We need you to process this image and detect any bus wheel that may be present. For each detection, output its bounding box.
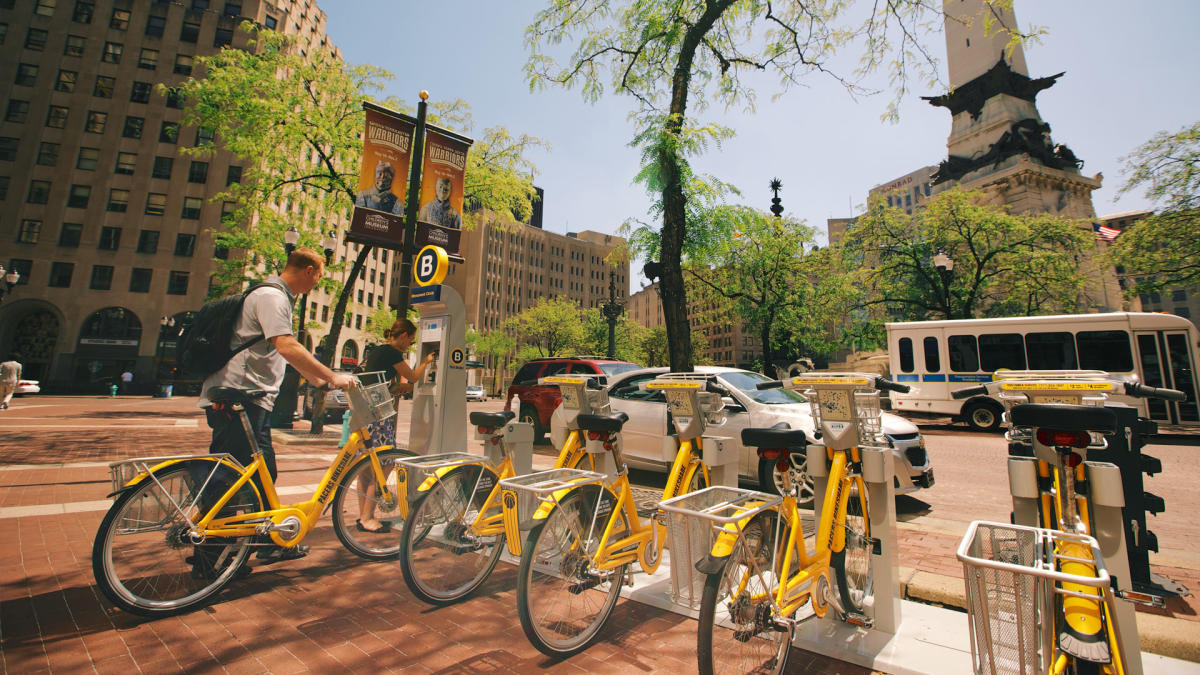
[964,400,1003,432]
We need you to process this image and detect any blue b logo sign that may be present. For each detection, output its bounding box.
[414,245,449,286]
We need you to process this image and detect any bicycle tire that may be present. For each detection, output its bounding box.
[93,464,256,617]
[698,511,790,675]
[517,484,627,658]
[832,478,873,616]
[399,463,505,605]
[331,448,413,561]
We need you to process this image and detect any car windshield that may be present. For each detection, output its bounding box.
[721,370,807,405]
[599,362,641,378]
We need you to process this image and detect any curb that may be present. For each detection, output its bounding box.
[900,567,1200,663]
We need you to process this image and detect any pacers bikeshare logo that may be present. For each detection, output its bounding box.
[449,347,466,370]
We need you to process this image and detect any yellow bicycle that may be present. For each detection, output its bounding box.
[93,373,406,616]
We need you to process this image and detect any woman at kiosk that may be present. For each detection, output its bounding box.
[357,318,435,533]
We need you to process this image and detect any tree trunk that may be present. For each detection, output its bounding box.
[759,320,773,377]
[309,245,372,433]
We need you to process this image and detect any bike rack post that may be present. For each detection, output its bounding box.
[860,445,900,634]
[1087,460,1144,675]
[1008,456,1041,527]
[501,421,534,476]
[700,435,738,487]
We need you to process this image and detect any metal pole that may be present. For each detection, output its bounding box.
[396,92,429,319]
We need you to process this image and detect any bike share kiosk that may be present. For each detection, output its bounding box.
[645,375,738,488]
[408,245,466,459]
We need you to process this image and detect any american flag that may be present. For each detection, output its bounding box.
[1092,222,1120,242]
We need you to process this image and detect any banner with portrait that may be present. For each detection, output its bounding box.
[416,128,472,234]
[348,105,415,249]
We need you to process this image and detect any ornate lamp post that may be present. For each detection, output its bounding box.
[602,270,624,359]
[933,251,955,319]
[0,265,20,303]
[769,177,784,218]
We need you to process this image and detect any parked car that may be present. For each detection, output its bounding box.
[15,379,40,395]
[605,366,935,505]
[466,385,487,402]
[302,372,353,422]
[505,356,641,440]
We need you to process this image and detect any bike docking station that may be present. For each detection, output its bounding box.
[407,245,467,464]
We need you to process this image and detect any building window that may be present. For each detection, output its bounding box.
[17,219,41,243]
[144,192,166,215]
[159,121,179,144]
[64,34,85,56]
[36,142,59,166]
[54,69,77,92]
[213,243,229,259]
[49,262,74,288]
[1174,307,1191,319]
[89,265,113,290]
[220,201,236,222]
[165,88,184,109]
[181,197,202,219]
[25,27,48,50]
[152,156,173,179]
[137,47,158,69]
[194,127,214,147]
[101,41,122,63]
[0,137,16,161]
[114,152,137,175]
[129,81,151,103]
[0,177,9,200]
[264,15,277,30]
[93,75,115,98]
[174,233,196,257]
[45,105,68,128]
[136,229,159,253]
[6,100,30,123]
[67,184,91,208]
[226,165,242,185]
[1172,289,1188,302]
[34,0,57,18]
[180,18,200,43]
[58,223,82,247]
[16,63,39,86]
[85,110,107,134]
[192,0,209,10]
[26,180,50,204]
[71,0,92,23]
[174,54,193,75]
[145,15,165,37]
[129,267,152,292]
[107,188,129,212]
[213,27,233,47]
[76,146,99,170]
[188,161,208,183]
[223,2,242,18]
[167,271,189,295]
[122,116,144,138]
[98,226,121,250]
[109,7,130,30]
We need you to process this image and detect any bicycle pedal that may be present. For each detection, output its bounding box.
[843,611,873,628]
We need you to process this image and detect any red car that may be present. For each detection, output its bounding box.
[505,356,640,441]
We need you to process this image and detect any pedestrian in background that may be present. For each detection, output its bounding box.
[0,355,21,410]
[120,369,133,395]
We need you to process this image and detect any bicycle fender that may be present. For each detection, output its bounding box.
[531,487,574,521]
[417,462,485,493]
[105,456,244,498]
[696,552,730,575]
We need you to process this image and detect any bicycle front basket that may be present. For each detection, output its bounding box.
[349,370,396,433]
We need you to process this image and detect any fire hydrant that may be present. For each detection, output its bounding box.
[109,384,119,397]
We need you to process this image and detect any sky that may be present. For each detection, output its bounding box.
[325,1,1199,265]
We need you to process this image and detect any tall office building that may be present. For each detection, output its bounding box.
[626,282,765,369]
[0,0,387,390]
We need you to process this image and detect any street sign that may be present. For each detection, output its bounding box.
[413,244,449,286]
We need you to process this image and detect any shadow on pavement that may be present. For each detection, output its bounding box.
[896,495,933,521]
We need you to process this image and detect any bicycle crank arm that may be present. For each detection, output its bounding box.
[256,516,302,538]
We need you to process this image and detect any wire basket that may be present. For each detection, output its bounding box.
[498,468,605,531]
[805,388,886,446]
[658,486,782,609]
[349,370,395,435]
[958,521,1043,675]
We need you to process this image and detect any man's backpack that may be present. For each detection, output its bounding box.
[176,281,286,379]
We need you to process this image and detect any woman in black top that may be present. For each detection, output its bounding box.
[357,318,435,533]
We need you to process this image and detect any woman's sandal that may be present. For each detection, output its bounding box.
[355,519,392,534]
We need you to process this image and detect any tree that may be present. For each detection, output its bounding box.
[526,0,989,371]
[1109,121,1200,293]
[502,296,590,358]
[845,188,1093,320]
[636,325,670,367]
[581,308,646,362]
[473,329,517,396]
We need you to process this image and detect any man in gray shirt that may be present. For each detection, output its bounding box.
[198,248,354,568]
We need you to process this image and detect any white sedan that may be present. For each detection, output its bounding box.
[15,379,40,395]
[466,385,487,402]
[606,367,935,505]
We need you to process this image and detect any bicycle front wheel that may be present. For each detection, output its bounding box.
[400,463,505,605]
[93,464,256,616]
[517,484,627,658]
[832,478,873,615]
[698,511,791,675]
[331,448,413,560]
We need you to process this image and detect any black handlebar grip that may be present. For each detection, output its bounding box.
[586,378,604,390]
[873,377,910,394]
[756,380,784,390]
[1125,381,1187,402]
[953,385,988,400]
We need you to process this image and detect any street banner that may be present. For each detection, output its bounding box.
[417,128,472,233]
[348,105,415,249]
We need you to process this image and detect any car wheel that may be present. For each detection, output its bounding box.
[758,454,815,507]
[963,400,1003,432]
[519,404,546,443]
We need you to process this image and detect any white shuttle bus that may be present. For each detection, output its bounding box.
[885,312,1200,431]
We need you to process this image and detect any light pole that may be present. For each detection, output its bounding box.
[602,270,624,359]
[0,265,20,303]
[933,251,954,319]
[769,177,784,218]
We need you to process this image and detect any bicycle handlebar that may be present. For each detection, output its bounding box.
[953,385,989,399]
[1124,381,1187,402]
[873,376,910,394]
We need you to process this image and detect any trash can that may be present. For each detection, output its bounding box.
[156,384,173,398]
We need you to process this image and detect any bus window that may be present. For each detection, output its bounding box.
[948,335,979,372]
[1077,331,1134,372]
[1026,332,1077,370]
[979,333,1027,371]
[898,337,914,373]
[923,336,941,372]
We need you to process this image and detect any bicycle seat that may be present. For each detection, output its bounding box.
[208,387,268,405]
[741,422,807,449]
[1011,403,1118,434]
[469,410,516,428]
[577,412,629,434]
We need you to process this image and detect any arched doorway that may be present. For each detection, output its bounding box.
[156,311,196,381]
[340,340,359,370]
[76,307,142,390]
[4,307,61,381]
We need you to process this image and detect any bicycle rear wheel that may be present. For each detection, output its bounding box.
[331,448,412,560]
[400,463,505,605]
[517,484,627,657]
[698,511,791,675]
[832,478,873,615]
[93,464,257,616]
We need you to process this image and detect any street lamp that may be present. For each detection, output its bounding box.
[933,252,954,319]
[769,177,784,218]
[283,226,300,255]
[602,270,624,359]
[0,265,20,303]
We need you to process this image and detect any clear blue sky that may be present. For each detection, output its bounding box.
[326,1,1198,263]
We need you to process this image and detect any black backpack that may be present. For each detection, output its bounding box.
[176,281,286,378]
